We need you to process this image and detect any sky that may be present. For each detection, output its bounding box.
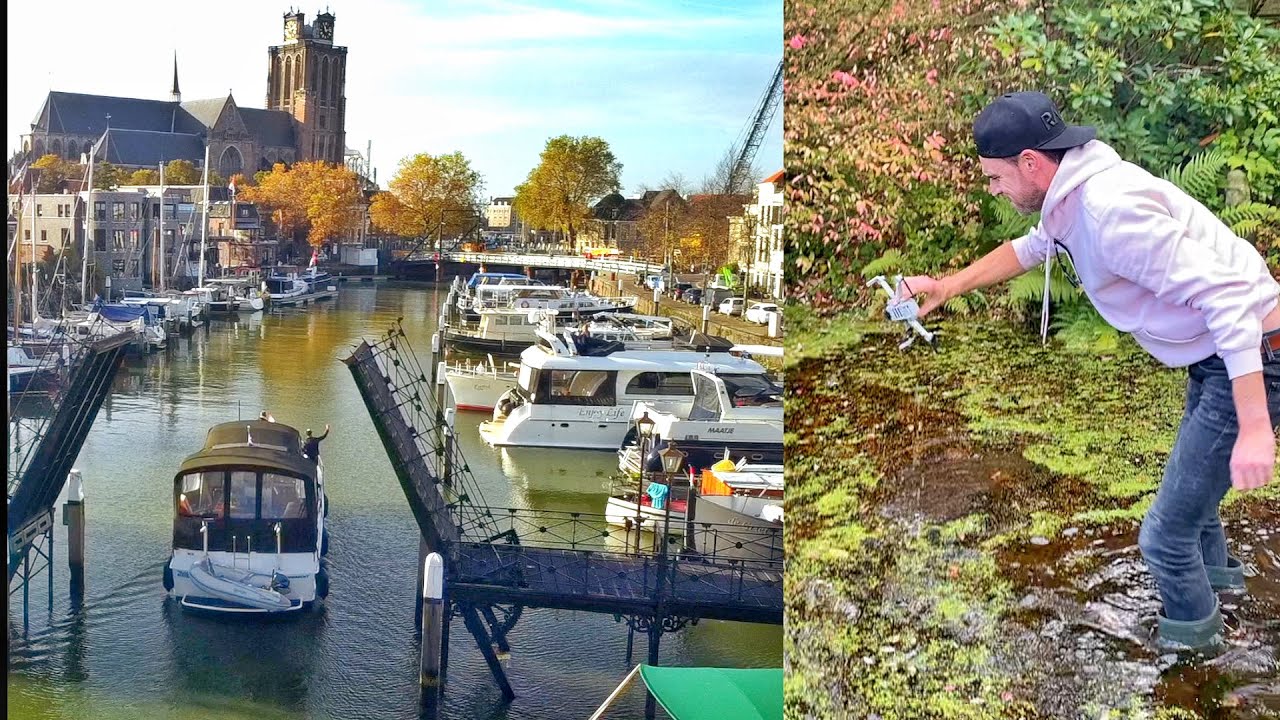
[7,0,782,198]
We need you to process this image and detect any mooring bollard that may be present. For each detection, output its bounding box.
[430,333,441,385]
[63,469,86,606]
[421,552,445,689]
[442,409,455,486]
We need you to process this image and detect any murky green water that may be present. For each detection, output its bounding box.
[7,282,781,719]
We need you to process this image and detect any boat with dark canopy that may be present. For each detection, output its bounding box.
[164,419,329,613]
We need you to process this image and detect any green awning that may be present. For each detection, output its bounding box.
[639,665,782,720]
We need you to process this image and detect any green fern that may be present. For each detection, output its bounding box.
[860,249,905,278]
[943,290,989,317]
[1162,149,1227,204]
[1051,303,1119,355]
[1219,202,1280,237]
[1000,263,1081,309]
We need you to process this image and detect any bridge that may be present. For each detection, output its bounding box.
[397,250,666,278]
[8,327,136,626]
[344,320,782,703]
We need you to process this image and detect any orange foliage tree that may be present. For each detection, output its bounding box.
[368,151,484,241]
[241,162,364,248]
[785,0,1027,309]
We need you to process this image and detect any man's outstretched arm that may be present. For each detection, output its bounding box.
[902,241,1027,316]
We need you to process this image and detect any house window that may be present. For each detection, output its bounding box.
[164,229,175,250]
[94,201,106,220]
[24,230,30,242]
[40,229,48,244]
[130,202,141,220]
[151,203,160,218]
[113,230,126,249]
[130,229,140,248]
[112,258,125,277]
[129,259,140,277]
[94,229,106,251]
[35,204,43,217]
[112,202,125,220]
[56,204,64,218]
[60,228,71,245]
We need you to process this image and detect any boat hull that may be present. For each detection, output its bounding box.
[446,370,516,412]
[605,496,686,534]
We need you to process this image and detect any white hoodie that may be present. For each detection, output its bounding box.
[1011,140,1280,379]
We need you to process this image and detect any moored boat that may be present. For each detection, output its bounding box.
[164,418,330,613]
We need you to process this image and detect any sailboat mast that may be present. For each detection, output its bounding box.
[199,145,209,286]
[83,141,95,305]
[14,183,24,340]
[158,161,166,292]
[30,184,38,323]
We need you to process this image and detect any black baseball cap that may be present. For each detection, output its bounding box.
[973,91,1095,158]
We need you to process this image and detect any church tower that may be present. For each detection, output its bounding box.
[266,9,347,165]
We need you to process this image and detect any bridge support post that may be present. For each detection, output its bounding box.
[63,469,86,608]
[644,617,662,720]
[480,605,511,657]
[420,553,445,699]
[462,604,515,700]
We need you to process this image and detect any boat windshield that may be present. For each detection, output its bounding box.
[722,374,782,407]
[178,472,225,518]
[262,473,308,519]
[689,374,723,421]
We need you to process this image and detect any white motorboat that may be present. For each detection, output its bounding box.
[460,283,636,320]
[616,369,783,474]
[165,419,329,613]
[479,330,771,450]
[690,461,784,563]
[445,355,519,412]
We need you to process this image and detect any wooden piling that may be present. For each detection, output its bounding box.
[420,552,445,689]
[63,469,85,606]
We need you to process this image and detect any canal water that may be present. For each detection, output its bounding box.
[6,281,781,719]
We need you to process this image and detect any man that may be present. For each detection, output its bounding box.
[901,91,1280,651]
[303,424,331,463]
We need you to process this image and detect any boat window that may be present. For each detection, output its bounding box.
[625,372,695,396]
[689,374,724,421]
[229,471,258,519]
[178,472,225,518]
[544,369,615,405]
[518,366,537,394]
[262,473,307,519]
[722,374,783,407]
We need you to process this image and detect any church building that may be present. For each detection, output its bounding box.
[16,9,348,180]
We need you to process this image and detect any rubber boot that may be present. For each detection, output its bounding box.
[1205,555,1245,591]
[1157,601,1223,652]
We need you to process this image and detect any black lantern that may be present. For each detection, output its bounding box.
[658,442,686,476]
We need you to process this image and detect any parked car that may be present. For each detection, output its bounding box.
[745,302,780,324]
[683,288,703,305]
[718,297,745,316]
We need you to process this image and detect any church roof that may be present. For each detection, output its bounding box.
[239,107,294,148]
[95,128,205,167]
[33,91,182,136]
[178,97,229,131]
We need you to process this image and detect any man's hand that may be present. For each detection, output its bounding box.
[899,275,952,317]
[1230,428,1276,491]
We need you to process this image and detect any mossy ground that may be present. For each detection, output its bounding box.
[784,307,1279,719]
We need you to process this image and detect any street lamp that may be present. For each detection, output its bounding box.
[634,411,655,552]
[656,442,686,559]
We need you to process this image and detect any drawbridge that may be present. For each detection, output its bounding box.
[344,320,782,700]
[8,326,136,624]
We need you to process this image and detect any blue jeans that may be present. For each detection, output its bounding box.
[1137,353,1280,622]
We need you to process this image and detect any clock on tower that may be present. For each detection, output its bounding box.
[284,18,299,41]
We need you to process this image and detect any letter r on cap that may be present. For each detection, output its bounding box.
[1041,112,1058,130]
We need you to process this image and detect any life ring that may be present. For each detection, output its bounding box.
[519,300,531,309]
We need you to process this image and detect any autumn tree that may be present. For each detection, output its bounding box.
[163,159,201,185]
[92,161,126,189]
[514,135,622,252]
[680,193,751,269]
[31,154,79,192]
[126,168,160,185]
[241,161,364,247]
[369,152,484,242]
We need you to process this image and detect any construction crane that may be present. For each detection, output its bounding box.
[724,59,783,195]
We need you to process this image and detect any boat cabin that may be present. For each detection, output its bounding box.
[172,420,320,555]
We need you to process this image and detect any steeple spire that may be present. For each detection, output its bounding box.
[170,52,181,102]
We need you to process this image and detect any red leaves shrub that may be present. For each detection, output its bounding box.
[785,0,1030,311]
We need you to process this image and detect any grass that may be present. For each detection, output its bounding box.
[783,305,1280,719]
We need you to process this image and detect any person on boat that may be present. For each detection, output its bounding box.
[303,424,331,463]
[899,91,1280,651]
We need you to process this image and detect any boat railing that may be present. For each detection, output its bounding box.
[458,506,782,569]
